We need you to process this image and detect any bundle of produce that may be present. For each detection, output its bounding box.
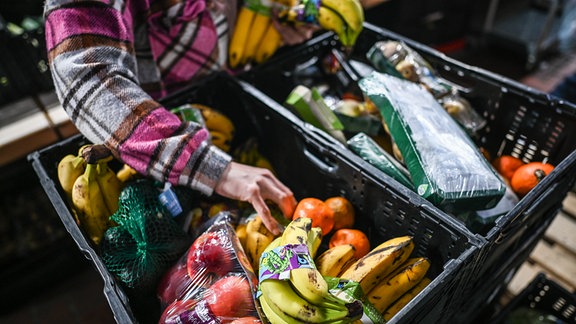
[57,144,123,245]
[157,215,261,323]
[100,179,194,293]
[359,72,506,212]
[256,217,365,323]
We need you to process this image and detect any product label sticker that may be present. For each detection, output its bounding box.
[258,243,313,283]
[159,183,183,217]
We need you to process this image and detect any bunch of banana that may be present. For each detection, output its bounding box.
[258,217,363,323]
[190,103,235,153]
[366,257,431,313]
[339,235,414,294]
[58,144,123,245]
[244,214,277,270]
[315,243,357,277]
[229,4,280,69]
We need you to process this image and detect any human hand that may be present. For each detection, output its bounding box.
[214,162,297,235]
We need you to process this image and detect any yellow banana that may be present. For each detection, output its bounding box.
[95,161,123,215]
[383,277,431,321]
[280,216,312,246]
[236,222,248,249]
[339,235,414,294]
[116,164,139,183]
[307,226,323,259]
[315,243,357,278]
[245,215,276,270]
[317,6,348,47]
[193,104,235,140]
[259,290,302,324]
[229,6,256,69]
[254,22,282,64]
[241,11,271,65]
[366,257,431,313]
[209,130,232,152]
[320,0,364,46]
[57,154,87,197]
[72,163,112,245]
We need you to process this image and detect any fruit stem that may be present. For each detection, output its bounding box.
[534,169,547,182]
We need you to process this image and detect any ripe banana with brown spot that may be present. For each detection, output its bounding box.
[72,163,112,245]
[315,243,357,277]
[366,257,431,313]
[245,215,276,270]
[383,277,432,321]
[339,235,414,294]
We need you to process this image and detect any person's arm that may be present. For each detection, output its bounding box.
[44,0,230,196]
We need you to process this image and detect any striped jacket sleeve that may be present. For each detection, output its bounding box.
[44,0,231,196]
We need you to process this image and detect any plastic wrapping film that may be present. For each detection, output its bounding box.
[358,71,506,211]
[157,214,262,323]
[366,40,487,135]
[347,132,414,189]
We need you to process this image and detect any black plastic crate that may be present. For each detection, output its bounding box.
[451,213,554,322]
[29,73,478,323]
[491,272,576,324]
[240,22,576,304]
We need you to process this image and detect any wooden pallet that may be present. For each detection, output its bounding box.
[501,191,576,304]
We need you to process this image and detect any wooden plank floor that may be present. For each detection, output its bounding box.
[501,190,576,304]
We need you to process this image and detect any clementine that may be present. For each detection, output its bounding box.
[492,155,525,181]
[325,196,355,230]
[292,198,335,235]
[329,229,371,260]
[510,161,555,197]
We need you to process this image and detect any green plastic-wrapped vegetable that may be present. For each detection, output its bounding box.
[359,72,505,211]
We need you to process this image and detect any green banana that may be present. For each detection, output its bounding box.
[259,276,359,323]
[259,290,301,324]
[72,163,112,245]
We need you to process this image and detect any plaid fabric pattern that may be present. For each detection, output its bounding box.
[44,0,235,196]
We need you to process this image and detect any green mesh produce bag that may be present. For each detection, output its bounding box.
[100,179,194,293]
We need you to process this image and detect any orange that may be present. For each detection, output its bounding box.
[292,198,335,235]
[510,161,555,197]
[329,229,371,260]
[325,196,355,230]
[492,155,525,181]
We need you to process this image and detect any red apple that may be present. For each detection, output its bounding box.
[157,262,192,306]
[186,231,235,280]
[204,275,256,319]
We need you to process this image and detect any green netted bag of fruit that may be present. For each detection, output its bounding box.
[100,179,195,293]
